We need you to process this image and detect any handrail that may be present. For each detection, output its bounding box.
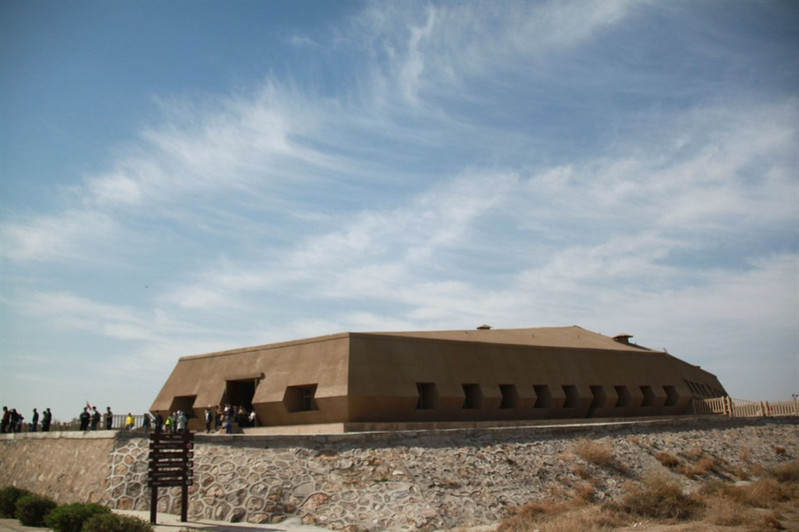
[691,396,799,418]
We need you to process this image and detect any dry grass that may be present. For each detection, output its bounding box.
[496,498,623,532]
[613,470,704,520]
[571,463,590,479]
[703,494,755,526]
[655,451,681,468]
[571,438,613,466]
[770,459,799,483]
[497,457,799,532]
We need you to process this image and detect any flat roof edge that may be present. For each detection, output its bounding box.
[179,332,351,361]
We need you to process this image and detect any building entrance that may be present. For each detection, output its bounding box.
[224,379,257,411]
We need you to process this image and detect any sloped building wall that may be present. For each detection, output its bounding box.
[151,327,727,429]
[346,334,725,423]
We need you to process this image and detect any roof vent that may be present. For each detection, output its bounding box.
[613,334,633,345]
[477,324,492,330]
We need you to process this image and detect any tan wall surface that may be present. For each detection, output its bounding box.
[151,329,727,427]
[0,432,116,504]
[346,335,718,422]
[151,335,351,426]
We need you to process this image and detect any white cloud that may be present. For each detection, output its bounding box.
[2,1,797,413]
[0,210,117,262]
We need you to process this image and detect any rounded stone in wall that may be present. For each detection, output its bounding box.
[117,497,133,510]
[245,496,265,511]
[214,502,232,521]
[267,486,283,501]
[249,513,269,524]
[127,482,142,498]
[230,508,246,522]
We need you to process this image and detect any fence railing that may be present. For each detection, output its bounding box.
[691,396,799,418]
[39,414,151,432]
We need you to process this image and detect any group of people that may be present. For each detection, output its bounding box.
[78,406,147,432]
[158,410,188,434]
[1,406,52,433]
[204,404,256,434]
[3,403,258,435]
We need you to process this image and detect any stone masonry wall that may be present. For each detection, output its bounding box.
[1,417,798,531]
[0,432,115,504]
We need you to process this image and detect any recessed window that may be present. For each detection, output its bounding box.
[462,384,482,409]
[614,385,630,407]
[640,385,656,407]
[499,384,518,409]
[283,384,318,413]
[416,383,437,410]
[169,395,197,418]
[663,385,679,406]
[534,385,551,408]
[562,385,579,408]
[589,385,605,409]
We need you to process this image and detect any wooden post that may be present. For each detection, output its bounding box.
[148,431,194,525]
[150,486,158,524]
[181,483,189,522]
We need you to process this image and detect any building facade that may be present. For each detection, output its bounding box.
[150,325,727,431]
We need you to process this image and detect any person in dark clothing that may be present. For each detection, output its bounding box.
[9,409,20,433]
[154,413,163,434]
[105,407,113,430]
[41,408,52,432]
[1,407,9,433]
[30,408,39,432]
[79,408,90,431]
[90,407,100,430]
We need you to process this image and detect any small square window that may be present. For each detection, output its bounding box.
[533,385,551,408]
[499,384,518,409]
[462,384,482,409]
[283,384,318,412]
[416,383,437,410]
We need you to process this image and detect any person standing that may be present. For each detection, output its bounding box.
[125,413,134,431]
[79,408,90,431]
[1,407,9,433]
[176,411,187,434]
[90,407,100,430]
[41,408,52,432]
[30,408,39,432]
[142,412,151,432]
[224,409,233,434]
[154,413,163,434]
[9,409,20,433]
[204,408,212,433]
[105,407,113,430]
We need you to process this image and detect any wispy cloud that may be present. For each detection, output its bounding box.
[1,1,797,414]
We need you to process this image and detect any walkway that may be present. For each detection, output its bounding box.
[0,509,330,532]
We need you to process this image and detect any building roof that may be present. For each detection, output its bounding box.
[359,325,656,352]
[180,325,656,362]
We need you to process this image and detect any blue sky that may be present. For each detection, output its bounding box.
[1,0,797,421]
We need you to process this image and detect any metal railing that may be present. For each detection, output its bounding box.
[691,396,799,418]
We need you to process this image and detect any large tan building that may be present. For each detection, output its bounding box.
[151,325,727,431]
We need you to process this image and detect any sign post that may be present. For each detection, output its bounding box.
[148,431,194,524]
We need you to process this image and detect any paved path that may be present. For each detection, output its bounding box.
[0,510,330,532]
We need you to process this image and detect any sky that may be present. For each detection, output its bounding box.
[1,0,797,422]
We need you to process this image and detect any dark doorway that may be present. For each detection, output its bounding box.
[225,379,256,411]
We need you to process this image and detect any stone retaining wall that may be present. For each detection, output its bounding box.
[1,417,798,531]
[0,432,115,504]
